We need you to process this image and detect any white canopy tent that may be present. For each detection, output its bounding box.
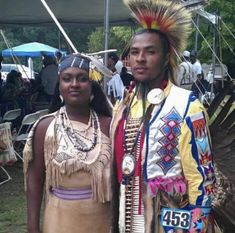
[0,0,133,26]
[0,0,208,53]
[0,0,209,26]
[0,0,134,89]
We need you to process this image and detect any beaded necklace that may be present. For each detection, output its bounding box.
[60,106,101,153]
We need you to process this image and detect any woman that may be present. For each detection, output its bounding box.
[24,54,112,233]
[111,0,215,232]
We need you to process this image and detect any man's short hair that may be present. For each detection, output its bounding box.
[108,52,119,64]
[190,50,197,57]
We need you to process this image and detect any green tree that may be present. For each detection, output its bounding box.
[187,0,235,66]
[0,26,94,70]
[87,26,133,56]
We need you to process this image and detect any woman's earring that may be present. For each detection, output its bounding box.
[90,94,94,102]
[60,95,64,103]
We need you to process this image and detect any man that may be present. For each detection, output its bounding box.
[40,56,58,102]
[111,0,215,232]
[107,52,125,104]
[190,50,202,81]
[177,50,194,89]
[120,66,134,88]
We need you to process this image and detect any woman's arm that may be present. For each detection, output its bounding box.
[26,117,53,233]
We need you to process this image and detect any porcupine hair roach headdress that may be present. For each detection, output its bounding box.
[124,0,192,82]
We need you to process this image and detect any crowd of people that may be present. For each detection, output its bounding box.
[21,0,216,233]
[177,49,219,106]
[0,69,31,116]
[0,55,60,119]
[0,48,213,120]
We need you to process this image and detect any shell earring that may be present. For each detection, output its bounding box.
[60,95,64,103]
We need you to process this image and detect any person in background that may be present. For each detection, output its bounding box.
[120,66,134,88]
[107,52,125,104]
[55,51,63,65]
[1,70,22,112]
[19,77,32,115]
[111,0,215,232]
[40,56,59,102]
[177,50,194,89]
[23,53,113,233]
[190,50,202,81]
[191,71,214,107]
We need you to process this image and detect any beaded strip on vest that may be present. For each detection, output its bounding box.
[124,117,145,233]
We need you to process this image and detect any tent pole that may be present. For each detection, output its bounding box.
[194,14,200,52]
[103,0,110,94]
[58,30,61,50]
[211,13,219,99]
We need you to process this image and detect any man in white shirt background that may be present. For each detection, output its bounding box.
[106,52,125,104]
[190,50,202,81]
[177,50,194,89]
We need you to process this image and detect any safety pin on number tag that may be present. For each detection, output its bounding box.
[161,208,191,230]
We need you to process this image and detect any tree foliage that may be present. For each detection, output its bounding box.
[187,0,235,66]
[0,26,94,70]
[87,26,133,56]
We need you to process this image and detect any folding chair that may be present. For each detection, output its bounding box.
[0,108,22,123]
[36,109,49,118]
[0,122,18,185]
[13,112,40,157]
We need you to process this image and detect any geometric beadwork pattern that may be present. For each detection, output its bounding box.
[157,108,183,174]
[190,112,215,196]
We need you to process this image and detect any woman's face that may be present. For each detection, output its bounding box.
[129,32,169,86]
[59,67,92,107]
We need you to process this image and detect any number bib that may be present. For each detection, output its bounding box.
[161,208,191,230]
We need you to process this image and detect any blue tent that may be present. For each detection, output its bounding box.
[2,42,64,57]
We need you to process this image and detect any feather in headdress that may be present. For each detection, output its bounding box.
[59,53,112,82]
[123,0,192,66]
[81,53,113,80]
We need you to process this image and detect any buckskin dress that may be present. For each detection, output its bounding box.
[24,108,112,233]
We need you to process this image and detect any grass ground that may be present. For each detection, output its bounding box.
[0,162,234,233]
[0,162,27,233]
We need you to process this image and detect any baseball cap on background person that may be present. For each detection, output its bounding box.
[183,50,190,58]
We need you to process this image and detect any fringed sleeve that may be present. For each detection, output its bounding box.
[23,119,40,191]
[23,114,56,191]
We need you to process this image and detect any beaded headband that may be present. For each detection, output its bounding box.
[59,53,112,82]
[124,0,192,67]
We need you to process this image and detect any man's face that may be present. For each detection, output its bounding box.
[107,57,115,70]
[129,32,168,84]
[190,55,196,64]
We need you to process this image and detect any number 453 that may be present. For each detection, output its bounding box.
[161,208,191,230]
